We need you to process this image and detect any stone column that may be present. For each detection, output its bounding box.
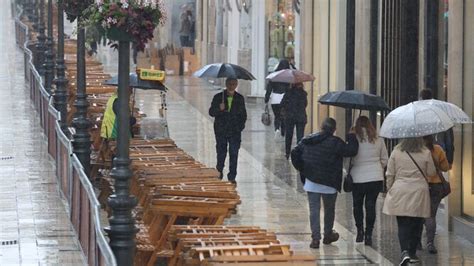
[446,0,464,229]
[250,0,265,96]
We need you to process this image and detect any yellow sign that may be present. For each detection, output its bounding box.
[139,68,165,81]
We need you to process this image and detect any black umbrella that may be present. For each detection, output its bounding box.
[105,73,167,91]
[193,63,256,80]
[318,90,390,111]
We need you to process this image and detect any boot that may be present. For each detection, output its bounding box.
[364,233,372,246]
[356,228,364,243]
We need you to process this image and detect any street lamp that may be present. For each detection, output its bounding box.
[54,0,68,132]
[35,0,46,74]
[71,24,92,176]
[43,0,55,93]
[31,0,39,31]
[106,40,138,266]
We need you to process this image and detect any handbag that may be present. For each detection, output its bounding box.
[261,105,272,126]
[407,152,451,198]
[343,158,354,192]
[437,171,451,198]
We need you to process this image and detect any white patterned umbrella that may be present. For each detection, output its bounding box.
[380,103,454,139]
[413,99,472,124]
[265,69,315,84]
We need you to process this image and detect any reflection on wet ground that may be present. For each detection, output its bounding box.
[94,41,474,265]
[1,7,84,265]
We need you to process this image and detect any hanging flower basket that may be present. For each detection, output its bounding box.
[81,0,167,51]
[63,0,94,22]
[105,27,133,42]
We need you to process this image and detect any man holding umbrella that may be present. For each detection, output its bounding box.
[209,78,247,184]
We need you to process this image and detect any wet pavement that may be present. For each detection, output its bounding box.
[1,6,84,266]
[139,75,474,265]
[94,34,474,263]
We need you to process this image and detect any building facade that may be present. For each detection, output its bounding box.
[192,0,473,243]
[194,0,299,98]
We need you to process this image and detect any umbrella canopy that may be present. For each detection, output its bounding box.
[265,69,315,84]
[318,90,390,111]
[379,103,454,139]
[105,73,167,91]
[193,63,256,80]
[413,99,472,124]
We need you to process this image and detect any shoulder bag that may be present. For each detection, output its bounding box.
[407,152,451,198]
[261,104,272,126]
[343,158,354,192]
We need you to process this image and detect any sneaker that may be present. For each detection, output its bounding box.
[322,231,339,245]
[309,240,319,249]
[399,250,410,266]
[409,254,420,263]
[427,242,438,254]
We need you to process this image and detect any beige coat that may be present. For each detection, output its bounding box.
[382,147,436,218]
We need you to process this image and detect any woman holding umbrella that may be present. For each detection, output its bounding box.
[380,103,453,265]
[349,116,388,246]
[264,59,294,139]
[382,138,436,265]
[281,82,308,159]
[265,69,314,159]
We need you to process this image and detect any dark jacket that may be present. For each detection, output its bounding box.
[209,90,247,136]
[281,88,308,123]
[291,132,359,191]
[264,81,290,103]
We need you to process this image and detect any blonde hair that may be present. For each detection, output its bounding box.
[355,116,377,143]
[397,138,425,153]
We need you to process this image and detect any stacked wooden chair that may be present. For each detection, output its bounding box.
[158,225,316,266]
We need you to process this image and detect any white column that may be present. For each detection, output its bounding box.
[227,3,240,64]
[202,1,208,65]
[295,10,301,69]
[250,0,266,95]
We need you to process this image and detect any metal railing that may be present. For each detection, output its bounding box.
[14,5,117,266]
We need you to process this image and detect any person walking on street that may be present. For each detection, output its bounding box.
[179,9,192,47]
[422,135,450,254]
[209,78,247,184]
[264,59,293,139]
[419,89,454,167]
[349,116,388,246]
[281,82,308,159]
[291,118,359,249]
[382,138,436,265]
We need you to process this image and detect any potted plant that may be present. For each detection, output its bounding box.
[80,0,166,51]
[63,0,94,22]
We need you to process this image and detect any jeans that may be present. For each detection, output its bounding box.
[352,181,383,234]
[285,120,306,155]
[307,192,337,241]
[396,216,424,256]
[215,134,241,181]
[424,183,444,244]
[271,104,285,134]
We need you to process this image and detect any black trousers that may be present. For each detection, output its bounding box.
[396,216,424,256]
[352,181,383,234]
[215,133,241,181]
[271,104,285,134]
[285,120,305,156]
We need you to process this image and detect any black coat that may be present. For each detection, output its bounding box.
[281,88,308,123]
[209,90,247,136]
[264,81,290,104]
[291,132,359,191]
